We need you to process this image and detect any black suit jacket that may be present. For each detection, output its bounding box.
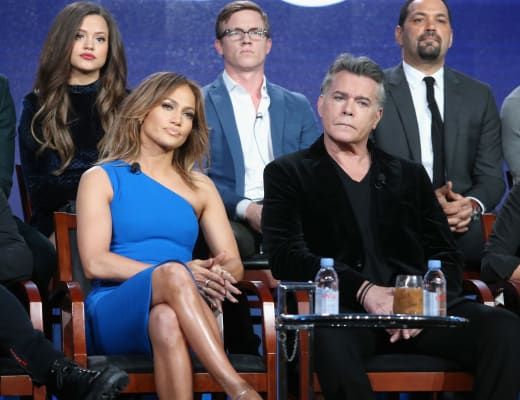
[0,191,33,282]
[262,136,464,310]
[482,184,520,282]
[373,64,504,211]
[0,75,16,198]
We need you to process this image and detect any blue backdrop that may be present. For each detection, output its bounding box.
[1,0,519,217]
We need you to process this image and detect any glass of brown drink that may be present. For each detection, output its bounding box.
[393,275,423,314]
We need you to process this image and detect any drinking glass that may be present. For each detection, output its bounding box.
[393,275,423,315]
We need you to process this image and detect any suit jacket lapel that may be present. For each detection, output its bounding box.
[387,66,422,162]
[207,75,245,178]
[267,82,285,158]
[443,68,462,176]
[371,147,401,234]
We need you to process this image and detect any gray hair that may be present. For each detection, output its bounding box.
[320,53,386,108]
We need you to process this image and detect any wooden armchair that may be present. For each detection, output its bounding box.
[0,280,46,399]
[51,211,276,399]
[294,279,495,399]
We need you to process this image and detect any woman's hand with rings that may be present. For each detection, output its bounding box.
[210,264,240,303]
[201,278,222,312]
[188,259,227,302]
[188,252,241,303]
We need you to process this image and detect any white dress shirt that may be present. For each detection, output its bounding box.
[222,71,272,219]
[402,62,484,211]
[402,61,445,182]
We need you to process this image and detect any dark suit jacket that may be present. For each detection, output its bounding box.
[262,136,464,310]
[482,183,520,282]
[0,190,33,282]
[0,75,16,198]
[373,64,504,211]
[203,74,320,217]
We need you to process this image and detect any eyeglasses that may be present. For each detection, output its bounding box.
[219,28,269,41]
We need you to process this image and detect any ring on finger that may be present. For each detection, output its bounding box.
[204,279,211,288]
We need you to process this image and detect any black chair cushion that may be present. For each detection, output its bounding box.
[243,253,269,270]
[367,354,465,373]
[88,353,266,374]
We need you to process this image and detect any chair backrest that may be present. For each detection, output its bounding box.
[481,213,497,243]
[53,211,91,294]
[15,164,32,223]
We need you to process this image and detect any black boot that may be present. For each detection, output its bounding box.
[47,358,129,400]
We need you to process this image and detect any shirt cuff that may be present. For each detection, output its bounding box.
[236,199,253,220]
[467,197,485,213]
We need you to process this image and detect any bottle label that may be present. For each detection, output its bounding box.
[423,291,440,316]
[423,291,447,316]
[315,288,339,314]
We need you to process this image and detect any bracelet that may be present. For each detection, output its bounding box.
[360,283,375,307]
[357,282,374,306]
[356,281,370,303]
[360,283,374,307]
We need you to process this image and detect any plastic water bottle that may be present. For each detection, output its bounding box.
[315,258,339,315]
[423,259,447,316]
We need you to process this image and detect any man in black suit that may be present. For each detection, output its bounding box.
[0,189,129,399]
[372,0,504,269]
[0,74,16,197]
[0,74,57,291]
[262,53,520,400]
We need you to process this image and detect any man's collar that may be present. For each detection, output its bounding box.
[222,70,268,95]
[402,61,444,88]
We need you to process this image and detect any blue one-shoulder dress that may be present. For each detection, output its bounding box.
[85,161,199,355]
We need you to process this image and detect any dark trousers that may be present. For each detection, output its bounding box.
[0,284,62,384]
[14,216,57,291]
[455,218,484,272]
[314,301,520,400]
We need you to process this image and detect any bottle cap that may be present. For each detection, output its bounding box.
[320,258,334,268]
[428,259,442,270]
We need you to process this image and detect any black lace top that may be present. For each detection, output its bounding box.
[18,81,103,236]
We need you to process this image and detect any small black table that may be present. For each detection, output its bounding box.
[276,282,469,400]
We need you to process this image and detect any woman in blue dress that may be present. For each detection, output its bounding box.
[76,72,261,400]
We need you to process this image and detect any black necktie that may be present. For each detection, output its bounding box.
[424,76,445,188]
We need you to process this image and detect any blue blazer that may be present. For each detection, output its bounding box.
[203,74,320,217]
[373,64,505,211]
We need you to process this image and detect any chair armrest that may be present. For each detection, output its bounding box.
[462,279,495,306]
[8,280,44,332]
[236,280,276,360]
[50,280,88,367]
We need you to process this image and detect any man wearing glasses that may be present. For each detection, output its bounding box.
[203,0,319,250]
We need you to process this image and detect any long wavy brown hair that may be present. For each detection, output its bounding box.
[31,1,127,175]
[98,72,209,188]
